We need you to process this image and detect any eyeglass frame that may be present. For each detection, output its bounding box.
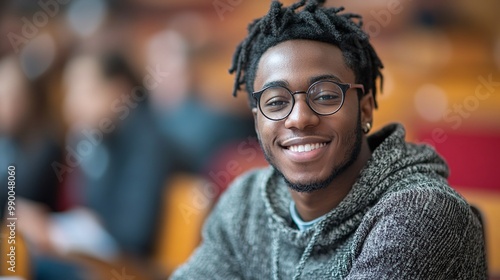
[252,80,365,121]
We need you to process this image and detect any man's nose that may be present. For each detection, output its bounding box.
[284,94,320,130]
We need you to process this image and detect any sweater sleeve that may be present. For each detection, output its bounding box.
[346,188,487,280]
[170,170,261,280]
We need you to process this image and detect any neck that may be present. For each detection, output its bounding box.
[290,138,372,221]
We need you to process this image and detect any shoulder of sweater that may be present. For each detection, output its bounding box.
[223,166,270,197]
[210,166,271,219]
[367,184,478,231]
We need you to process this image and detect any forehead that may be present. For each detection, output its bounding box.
[253,40,354,90]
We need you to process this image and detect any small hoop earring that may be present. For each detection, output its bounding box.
[363,122,371,134]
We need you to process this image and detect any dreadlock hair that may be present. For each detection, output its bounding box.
[229,0,384,109]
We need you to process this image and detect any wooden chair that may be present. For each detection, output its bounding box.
[1,218,31,279]
[153,174,216,276]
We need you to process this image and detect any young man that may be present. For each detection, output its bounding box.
[172,1,486,279]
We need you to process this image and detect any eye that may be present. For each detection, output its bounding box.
[315,93,340,101]
[267,100,288,106]
[312,90,342,106]
[264,98,290,112]
[261,87,291,111]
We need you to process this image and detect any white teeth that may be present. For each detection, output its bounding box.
[305,144,311,152]
[288,142,326,153]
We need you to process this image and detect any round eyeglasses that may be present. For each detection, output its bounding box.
[252,80,365,121]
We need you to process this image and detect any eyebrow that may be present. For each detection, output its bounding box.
[261,80,290,90]
[259,74,343,91]
[309,74,342,84]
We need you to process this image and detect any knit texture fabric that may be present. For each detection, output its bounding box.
[171,123,487,279]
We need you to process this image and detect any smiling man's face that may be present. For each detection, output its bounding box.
[253,40,370,192]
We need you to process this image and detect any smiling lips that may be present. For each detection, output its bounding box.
[281,136,331,162]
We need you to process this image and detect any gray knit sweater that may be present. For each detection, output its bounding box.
[171,123,486,279]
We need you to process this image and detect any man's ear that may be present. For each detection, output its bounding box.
[360,91,374,126]
[252,107,258,119]
[252,107,260,139]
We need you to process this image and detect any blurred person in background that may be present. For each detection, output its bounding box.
[146,28,256,177]
[0,54,61,219]
[17,51,176,279]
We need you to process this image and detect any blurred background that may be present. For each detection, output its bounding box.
[0,0,498,279]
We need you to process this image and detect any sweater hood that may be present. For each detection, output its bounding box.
[261,123,450,249]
